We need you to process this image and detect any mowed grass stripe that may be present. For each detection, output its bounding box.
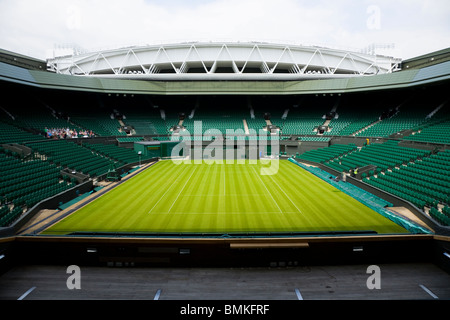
[279,162,332,229]
[251,166,283,213]
[167,166,198,213]
[278,161,405,233]
[117,162,187,231]
[42,160,408,235]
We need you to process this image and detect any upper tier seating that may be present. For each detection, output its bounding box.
[323,140,431,172]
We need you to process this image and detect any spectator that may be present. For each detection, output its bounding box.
[45,127,95,139]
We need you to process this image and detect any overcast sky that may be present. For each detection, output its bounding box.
[0,0,449,60]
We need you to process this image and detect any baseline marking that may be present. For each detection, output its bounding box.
[18,287,36,300]
[251,167,282,213]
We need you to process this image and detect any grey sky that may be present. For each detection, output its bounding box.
[0,0,449,60]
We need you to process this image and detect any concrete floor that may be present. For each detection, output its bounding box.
[0,262,449,301]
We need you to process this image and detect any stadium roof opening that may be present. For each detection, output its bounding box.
[47,42,402,81]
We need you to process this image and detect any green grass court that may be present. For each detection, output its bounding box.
[43,160,408,235]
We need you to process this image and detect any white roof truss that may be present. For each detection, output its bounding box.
[47,41,401,80]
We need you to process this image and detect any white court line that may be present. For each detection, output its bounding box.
[148,166,189,214]
[183,194,266,197]
[267,174,302,214]
[17,287,36,300]
[154,289,162,300]
[166,211,295,215]
[167,167,198,213]
[224,168,226,196]
[252,167,282,213]
[295,288,303,300]
[419,284,439,299]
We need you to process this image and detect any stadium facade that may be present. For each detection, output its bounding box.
[0,42,449,272]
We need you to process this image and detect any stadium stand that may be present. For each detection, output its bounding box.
[188,110,245,134]
[82,142,153,164]
[0,146,76,226]
[363,150,450,226]
[280,109,327,135]
[0,46,449,234]
[246,116,268,133]
[70,115,125,137]
[355,109,431,138]
[296,143,357,164]
[124,114,169,135]
[296,137,449,228]
[119,102,172,136]
[3,43,450,287]
[25,140,115,177]
[403,104,450,144]
[321,140,431,172]
[324,103,380,136]
[0,120,43,144]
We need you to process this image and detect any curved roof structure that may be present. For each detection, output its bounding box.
[47,42,401,80]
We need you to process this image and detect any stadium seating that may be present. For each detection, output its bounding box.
[0,147,76,226]
[355,107,435,138]
[323,140,430,173]
[82,142,152,164]
[17,113,80,134]
[71,116,126,137]
[25,140,115,177]
[258,102,331,136]
[0,120,44,144]
[0,85,449,230]
[324,110,380,136]
[246,117,268,133]
[404,118,450,144]
[0,206,24,228]
[362,149,450,225]
[183,107,246,135]
[281,117,324,135]
[296,144,357,164]
[122,108,172,136]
